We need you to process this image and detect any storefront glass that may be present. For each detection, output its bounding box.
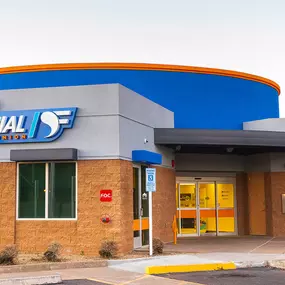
[48,163,76,219]
[179,183,197,234]
[133,165,149,248]
[18,163,46,218]
[18,162,76,219]
[176,179,236,236]
[199,183,217,235]
[217,183,235,234]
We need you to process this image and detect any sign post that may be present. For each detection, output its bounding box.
[146,168,156,256]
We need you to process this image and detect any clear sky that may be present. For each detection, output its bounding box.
[0,0,284,114]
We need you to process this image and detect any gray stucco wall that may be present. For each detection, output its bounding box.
[0,84,174,166]
[175,153,245,173]
[270,153,285,172]
[244,154,271,172]
[118,85,174,166]
[243,118,285,132]
[175,152,285,173]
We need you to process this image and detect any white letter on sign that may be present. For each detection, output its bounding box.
[16,116,26,133]
[2,116,17,133]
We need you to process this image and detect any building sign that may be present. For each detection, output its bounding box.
[0,107,77,143]
[146,168,156,192]
[100,190,112,202]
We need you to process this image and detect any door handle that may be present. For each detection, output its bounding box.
[140,208,144,217]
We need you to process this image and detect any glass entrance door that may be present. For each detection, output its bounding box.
[133,165,149,248]
[133,167,141,248]
[176,179,236,237]
[178,183,198,235]
[198,183,217,236]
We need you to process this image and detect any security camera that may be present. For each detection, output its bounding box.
[144,138,149,144]
[175,145,181,151]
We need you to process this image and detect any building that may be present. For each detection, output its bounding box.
[0,63,283,255]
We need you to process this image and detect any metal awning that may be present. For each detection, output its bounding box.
[154,128,285,155]
[10,148,78,162]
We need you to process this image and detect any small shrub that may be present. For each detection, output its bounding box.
[0,245,18,265]
[99,241,118,259]
[44,242,62,262]
[153,238,164,255]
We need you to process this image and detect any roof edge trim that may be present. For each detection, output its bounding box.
[0,62,280,94]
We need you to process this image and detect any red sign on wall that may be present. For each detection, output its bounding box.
[100,190,112,202]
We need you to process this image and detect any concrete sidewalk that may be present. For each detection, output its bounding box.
[2,252,285,284]
[109,252,285,274]
[3,236,285,284]
[0,267,199,285]
[163,236,285,254]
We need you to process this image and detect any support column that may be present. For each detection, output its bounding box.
[247,173,267,235]
[236,172,249,235]
[264,172,285,236]
[153,167,176,242]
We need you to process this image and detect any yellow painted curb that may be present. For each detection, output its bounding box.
[145,262,236,275]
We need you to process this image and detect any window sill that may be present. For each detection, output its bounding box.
[16,218,78,221]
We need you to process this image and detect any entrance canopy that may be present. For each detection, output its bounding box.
[154,128,285,155]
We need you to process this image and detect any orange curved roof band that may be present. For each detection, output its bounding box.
[0,63,280,94]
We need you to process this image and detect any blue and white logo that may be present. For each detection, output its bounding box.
[0,107,77,144]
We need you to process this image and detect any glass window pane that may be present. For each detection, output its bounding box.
[141,166,149,217]
[199,183,216,235]
[180,184,197,234]
[48,163,76,219]
[176,183,179,208]
[142,229,149,246]
[18,163,46,218]
[133,168,139,220]
[217,183,235,234]
[180,184,196,208]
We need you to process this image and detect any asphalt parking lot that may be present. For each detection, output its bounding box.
[53,268,285,285]
[161,267,285,285]
[61,280,105,285]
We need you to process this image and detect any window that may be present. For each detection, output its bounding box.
[18,162,76,219]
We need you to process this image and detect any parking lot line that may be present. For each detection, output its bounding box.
[87,277,117,285]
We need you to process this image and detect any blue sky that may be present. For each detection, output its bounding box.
[0,0,284,114]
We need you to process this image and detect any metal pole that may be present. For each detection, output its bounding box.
[149,190,153,256]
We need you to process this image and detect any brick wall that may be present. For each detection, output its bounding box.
[1,159,176,254]
[153,166,176,243]
[265,172,285,236]
[0,162,16,249]
[16,160,133,255]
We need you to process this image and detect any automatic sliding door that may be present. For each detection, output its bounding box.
[176,179,236,237]
[179,183,197,235]
[198,183,217,236]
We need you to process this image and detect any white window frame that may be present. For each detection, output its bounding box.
[16,161,78,221]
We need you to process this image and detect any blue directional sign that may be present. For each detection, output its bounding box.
[146,168,156,192]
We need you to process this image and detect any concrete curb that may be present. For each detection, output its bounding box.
[145,262,236,275]
[268,260,285,269]
[234,260,269,268]
[0,260,107,274]
[0,275,61,284]
[108,256,163,266]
